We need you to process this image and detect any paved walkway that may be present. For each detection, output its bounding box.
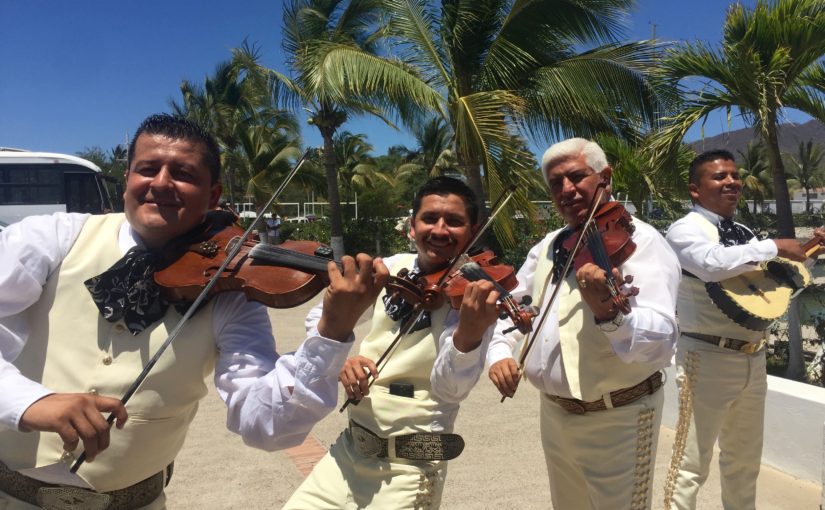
[164,301,820,509]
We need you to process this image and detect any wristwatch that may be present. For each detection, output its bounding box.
[596,311,624,332]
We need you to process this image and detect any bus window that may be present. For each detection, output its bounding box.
[65,173,103,213]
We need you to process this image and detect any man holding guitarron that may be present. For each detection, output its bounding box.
[663,149,825,509]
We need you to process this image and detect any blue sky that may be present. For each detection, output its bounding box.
[0,0,812,158]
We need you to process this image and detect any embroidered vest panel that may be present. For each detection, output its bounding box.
[348,254,452,436]
[1,214,217,492]
[675,212,764,341]
[532,230,659,402]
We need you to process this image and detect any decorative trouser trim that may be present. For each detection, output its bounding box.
[414,469,440,509]
[631,408,657,510]
[663,350,700,508]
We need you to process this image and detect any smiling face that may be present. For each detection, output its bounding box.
[409,193,478,274]
[123,133,222,249]
[545,155,612,228]
[689,158,742,219]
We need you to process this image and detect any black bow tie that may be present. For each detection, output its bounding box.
[718,218,751,247]
[551,229,574,283]
[382,268,431,333]
[84,247,170,335]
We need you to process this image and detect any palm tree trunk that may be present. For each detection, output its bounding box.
[322,131,346,260]
[786,299,806,380]
[764,122,806,378]
[227,168,236,211]
[763,124,795,238]
[465,163,487,223]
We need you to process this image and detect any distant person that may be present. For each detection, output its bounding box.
[663,150,825,509]
[266,215,281,244]
[0,114,387,508]
[284,176,500,509]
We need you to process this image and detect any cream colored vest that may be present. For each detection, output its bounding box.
[348,254,451,436]
[675,212,765,342]
[533,229,659,402]
[0,214,217,492]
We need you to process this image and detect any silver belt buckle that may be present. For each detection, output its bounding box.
[350,425,383,457]
[37,487,112,510]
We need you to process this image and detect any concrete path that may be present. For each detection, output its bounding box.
[164,301,819,509]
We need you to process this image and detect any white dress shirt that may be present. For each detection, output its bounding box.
[0,213,352,451]
[486,218,680,398]
[665,205,778,282]
[305,254,492,415]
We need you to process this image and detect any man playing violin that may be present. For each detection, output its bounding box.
[487,138,680,509]
[284,176,501,509]
[662,149,825,509]
[0,113,388,509]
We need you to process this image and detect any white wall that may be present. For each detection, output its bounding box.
[661,365,825,483]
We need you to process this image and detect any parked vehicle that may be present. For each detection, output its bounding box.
[0,148,118,224]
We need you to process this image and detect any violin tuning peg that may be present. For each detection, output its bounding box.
[519,296,532,306]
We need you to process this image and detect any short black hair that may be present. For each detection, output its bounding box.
[688,149,736,185]
[128,113,221,184]
[412,176,479,225]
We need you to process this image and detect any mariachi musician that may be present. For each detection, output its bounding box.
[0,114,388,509]
[488,138,680,510]
[284,176,502,509]
[663,149,825,509]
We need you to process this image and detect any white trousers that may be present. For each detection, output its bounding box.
[283,430,447,509]
[664,335,767,510]
[0,489,165,510]
[539,387,663,510]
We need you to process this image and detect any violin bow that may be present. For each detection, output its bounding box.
[339,186,517,412]
[65,149,316,475]
[502,183,609,403]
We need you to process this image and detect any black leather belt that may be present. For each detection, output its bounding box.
[545,372,663,414]
[683,332,767,354]
[0,460,172,510]
[348,421,464,461]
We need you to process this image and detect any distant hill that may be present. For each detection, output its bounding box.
[688,119,825,156]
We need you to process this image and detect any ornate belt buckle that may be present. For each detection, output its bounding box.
[350,425,383,457]
[37,487,112,510]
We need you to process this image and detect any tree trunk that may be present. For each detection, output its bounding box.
[226,167,236,210]
[322,131,345,260]
[786,299,806,380]
[464,162,487,223]
[763,123,795,237]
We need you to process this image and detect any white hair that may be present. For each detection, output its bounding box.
[540,138,608,187]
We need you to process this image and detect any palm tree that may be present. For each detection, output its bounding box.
[785,140,825,213]
[244,0,442,258]
[395,117,456,179]
[596,132,691,217]
[332,131,394,216]
[383,0,666,245]
[738,142,772,214]
[653,0,825,238]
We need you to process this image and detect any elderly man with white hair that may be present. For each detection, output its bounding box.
[487,137,680,509]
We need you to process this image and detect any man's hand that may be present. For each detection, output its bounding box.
[339,355,378,401]
[317,254,389,341]
[576,263,631,322]
[19,393,128,462]
[452,280,500,353]
[774,239,808,262]
[811,228,825,257]
[488,358,521,398]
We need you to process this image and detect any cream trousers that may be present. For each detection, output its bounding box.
[539,387,663,510]
[283,430,447,509]
[663,335,767,510]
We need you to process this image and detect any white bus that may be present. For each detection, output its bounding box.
[0,149,118,225]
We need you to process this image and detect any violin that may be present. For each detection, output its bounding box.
[155,216,337,309]
[384,248,535,335]
[561,199,639,314]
